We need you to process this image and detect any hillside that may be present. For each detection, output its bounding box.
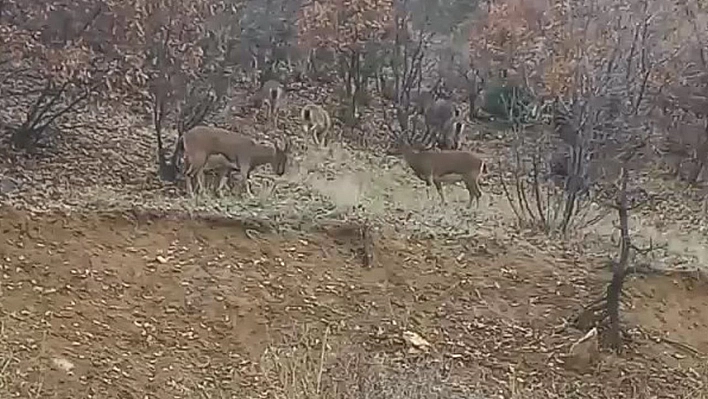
[1,81,708,398]
[1,206,707,398]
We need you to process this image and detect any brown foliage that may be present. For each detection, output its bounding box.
[298,0,394,51]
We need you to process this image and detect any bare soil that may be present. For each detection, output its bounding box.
[1,206,707,398]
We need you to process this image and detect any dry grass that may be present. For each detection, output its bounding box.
[259,326,487,399]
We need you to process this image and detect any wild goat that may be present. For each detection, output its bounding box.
[425,99,460,133]
[437,120,466,150]
[252,80,285,128]
[399,137,486,207]
[182,126,290,197]
[411,92,463,149]
[300,103,333,147]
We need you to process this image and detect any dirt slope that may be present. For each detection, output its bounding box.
[1,207,706,398]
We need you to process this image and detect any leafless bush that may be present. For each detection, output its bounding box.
[388,1,431,142]
[1,1,109,151]
[500,124,609,234]
[260,327,483,399]
[143,2,238,182]
[482,0,673,235]
[656,44,708,184]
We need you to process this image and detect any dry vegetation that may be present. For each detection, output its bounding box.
[2,0,708,397]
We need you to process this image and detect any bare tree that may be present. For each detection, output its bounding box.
[1,1,109,151]
[575,167,657,352]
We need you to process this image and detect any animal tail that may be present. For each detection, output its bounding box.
[269,87,279,101]
[481,160,488,175]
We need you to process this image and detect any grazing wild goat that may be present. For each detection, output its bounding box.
[300,103,333,147]
[251,80,285,128]
[399,135,486,207]
[182,126,290,197]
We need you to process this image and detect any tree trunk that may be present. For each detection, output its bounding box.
[607,168,631,352]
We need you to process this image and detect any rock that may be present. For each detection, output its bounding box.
[563,327,600,373]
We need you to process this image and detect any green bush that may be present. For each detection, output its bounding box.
[482,84,535,123]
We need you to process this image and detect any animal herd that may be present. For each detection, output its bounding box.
[180,79,487,208]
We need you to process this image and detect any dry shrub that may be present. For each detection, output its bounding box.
[259,326,484,399]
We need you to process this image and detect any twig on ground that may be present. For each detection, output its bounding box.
[316,327,330,395]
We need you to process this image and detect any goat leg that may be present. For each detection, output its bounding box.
[239,166,254,197]
[197,170,207,196]
[186,176,195,198]
[465,182,476,208]
[216,170,229,197]
[433,180,446,204]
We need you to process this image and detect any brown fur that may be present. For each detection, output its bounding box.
[300,103,333,147]
[411,90,435,115]
[182,126,290,197]
[401,142,486,207]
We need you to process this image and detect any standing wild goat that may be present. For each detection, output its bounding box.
[251,80,285,128]
[300,103,333,147]
[437,120,466,150]
[182,126,290,197]
[411,94,463,149]
[424,99,460,133]
[400,138,486,207]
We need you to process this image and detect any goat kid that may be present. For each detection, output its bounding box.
[182,126,290,197]
[417,97,464,150]
[424,99,460,130]
[198,154,241,195]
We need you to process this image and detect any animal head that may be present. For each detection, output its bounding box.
[301,105,314,132]
[398,130,429,155]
